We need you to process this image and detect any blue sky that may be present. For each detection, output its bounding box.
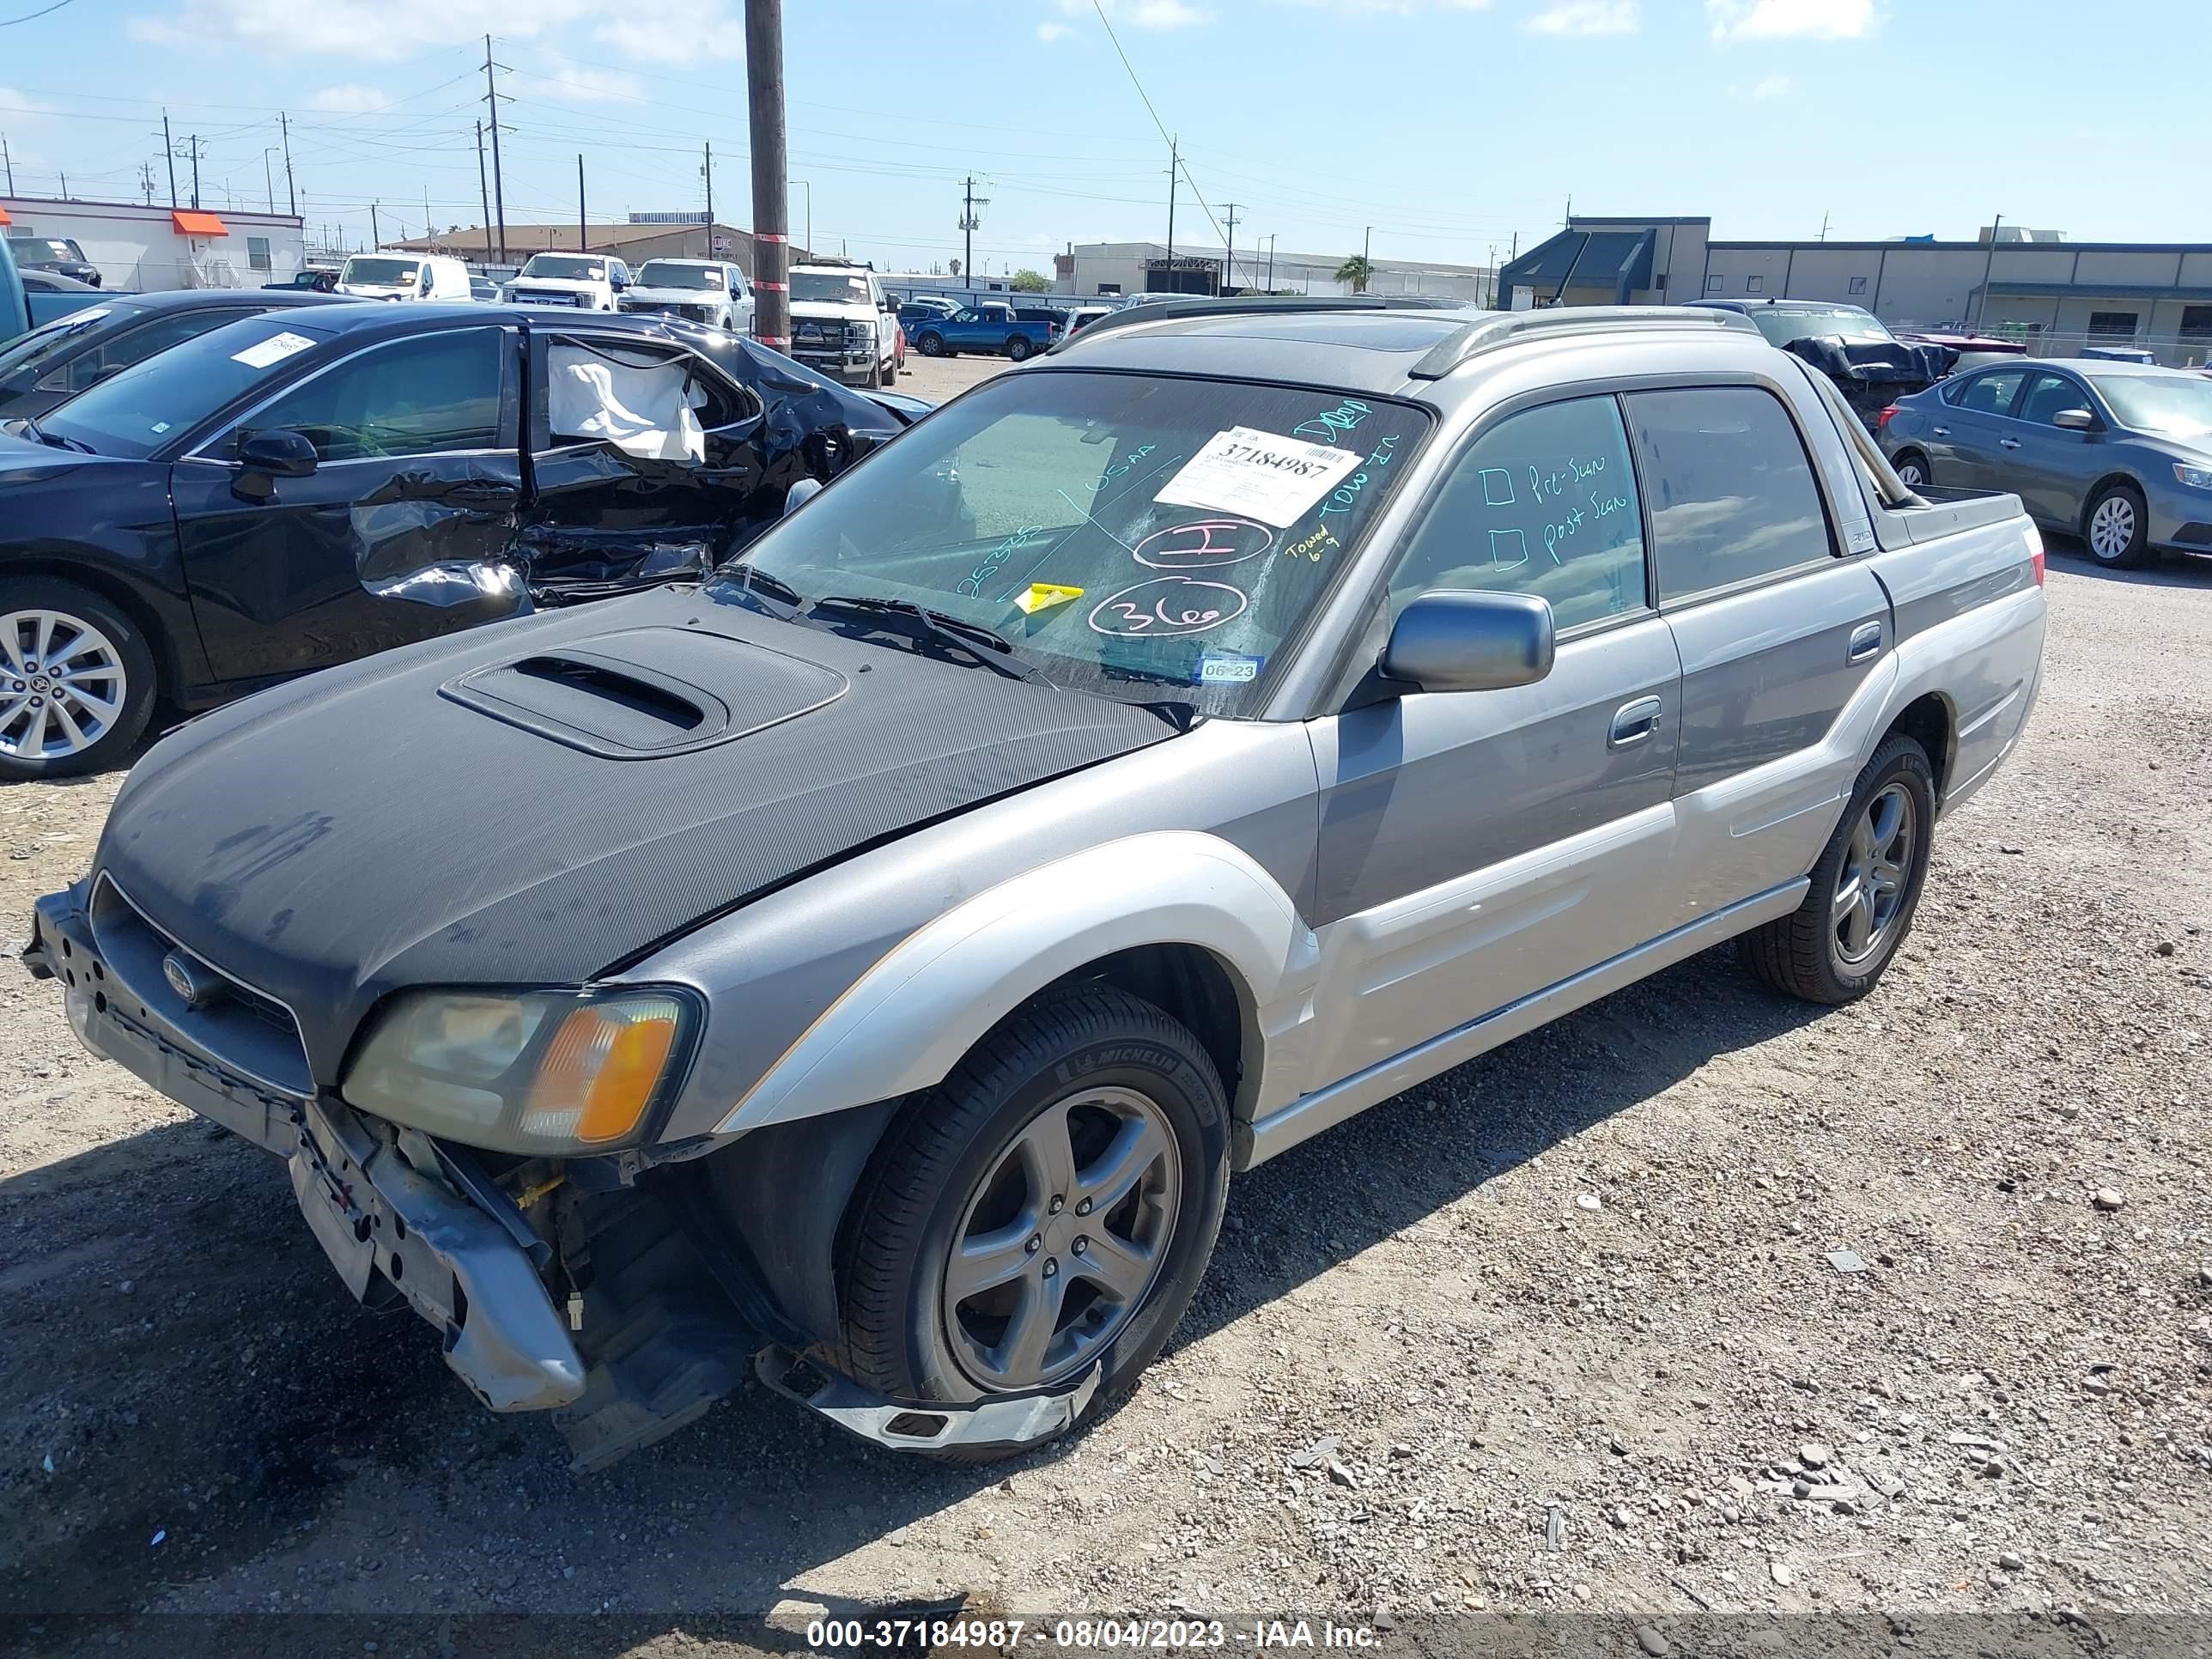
[0,0,2203,273]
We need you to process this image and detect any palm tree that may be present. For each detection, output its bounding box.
[1335,253,1375,295]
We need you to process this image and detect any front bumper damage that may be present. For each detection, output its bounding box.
[23,884,585,1414]
[22,881,1101,1466]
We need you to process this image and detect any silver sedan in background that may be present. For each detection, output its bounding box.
[1878,360,2212,568]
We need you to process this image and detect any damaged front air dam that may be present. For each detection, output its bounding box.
[755,1347,1099,1454]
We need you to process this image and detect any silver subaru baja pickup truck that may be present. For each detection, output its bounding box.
[24,300,2047,1470]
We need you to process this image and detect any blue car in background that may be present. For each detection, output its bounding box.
[0,237,28,345]
[1878,358,2212,568]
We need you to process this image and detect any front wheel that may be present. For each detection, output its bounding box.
[2084,482,2149,568]
[840,987,1230,1458]
[1738,732,1936,1005]
[0,579,159,781]
[916,331,947,357]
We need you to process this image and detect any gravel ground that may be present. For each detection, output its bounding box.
[1,545,2207,1657]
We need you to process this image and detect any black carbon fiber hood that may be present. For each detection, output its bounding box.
[95,586,1173,1080]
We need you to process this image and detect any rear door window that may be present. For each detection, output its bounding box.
[2018,372,2091,425]
[1389,395,1647,632]
[1625,386,1834,602]
[1954,369,2028,416]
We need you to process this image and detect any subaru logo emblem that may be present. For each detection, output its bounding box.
[162,951,226,1011]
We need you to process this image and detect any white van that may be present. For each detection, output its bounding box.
[336,252,474,302]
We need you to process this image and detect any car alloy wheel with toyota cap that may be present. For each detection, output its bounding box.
[0,579,158,780]
[841,985,1229,1460]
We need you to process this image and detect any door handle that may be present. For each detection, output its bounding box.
[1848,621,1884,664]
[1932,425,1949,436]
[1999,437,2021,450]
[1607,696,1662,748]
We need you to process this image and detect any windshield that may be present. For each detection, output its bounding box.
[343,257,421,287]
[792,270,872,305]
[0,306,117,378]
[11,238,79,263]
[40,315,337,459]
[520,255,606,282]
[714,372,1429,715]
[1745,307,1893,347]
[2089,374,2212,438]
[635,262,722,290]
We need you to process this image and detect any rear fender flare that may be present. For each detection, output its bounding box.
[714,831,1307,1133]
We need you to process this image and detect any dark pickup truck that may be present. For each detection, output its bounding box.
[906,301,1064,361]
[1688,298,1954,428]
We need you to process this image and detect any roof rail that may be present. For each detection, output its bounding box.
[1046,293,1472,356]
[1406,305,1759,380]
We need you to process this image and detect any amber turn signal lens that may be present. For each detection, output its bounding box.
[523,997,682,1146]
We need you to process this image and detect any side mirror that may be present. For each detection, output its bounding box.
[784,477,824,516]
[2052,407,2099,432]
[1380,590,1555,694]
[236,428,320,480]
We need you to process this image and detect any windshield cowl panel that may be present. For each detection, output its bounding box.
[710,370,1429,720]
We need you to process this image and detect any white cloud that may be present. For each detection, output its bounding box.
[305,83,389,112]
[1037,19,1073,39]
[128,0,594,60]
[1525,0,1637,33]
[519,64,645,103]
[1732,72,1794,96]
[593,2,744,63]
[1270,0,1491,10]
[1707,0,1875,40]
[0,87,56,123]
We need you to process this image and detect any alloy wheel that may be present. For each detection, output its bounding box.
[0,609,129,763]
[1833,781,1916,967]
[941,1085,1181,1392]
[2088,494,2136,562]
[1895,458,1927,488]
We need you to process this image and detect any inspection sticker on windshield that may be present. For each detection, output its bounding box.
[1154,427,1364,527]
[230,331,317,370]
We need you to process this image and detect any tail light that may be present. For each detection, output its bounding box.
[2025,522,2045,586]
[1875,404,1899,430]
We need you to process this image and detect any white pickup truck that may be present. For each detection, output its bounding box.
[502,252,630,312]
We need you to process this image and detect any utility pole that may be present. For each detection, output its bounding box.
[1974,213,2002,329]
[1819,210,1830,242]
[161,112,177,208]
[702,141,713,252]
[475,122,493,262]
[280,112,296,216]
[1264,233,1275,293]
[370,201,380,249]
[188,134,202,210]
[263,149,276,214]
[482,34,510,265]
[139,161,155,204]
[425,186,434,246]
[745,0,791,350]
[1164,136,1177,290]
[1222,203,1239,295]
[576,155,586,251]
[1,134,12,195]
[958,175,986,288]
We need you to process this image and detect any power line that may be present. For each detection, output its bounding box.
[1089,0,1229,253]
[0,0,73,25]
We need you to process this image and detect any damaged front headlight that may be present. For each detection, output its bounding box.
[341,988,700,1155]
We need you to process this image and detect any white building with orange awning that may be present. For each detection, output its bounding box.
[1,195,307,292]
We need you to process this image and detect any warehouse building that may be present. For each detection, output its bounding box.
[0,195,307,292]
[1057,240,1495,303]
[1498,216,2212,367]
[385,218,810,277]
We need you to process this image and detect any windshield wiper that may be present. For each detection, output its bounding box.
[19,417,94,454]
[810,594,1055,687]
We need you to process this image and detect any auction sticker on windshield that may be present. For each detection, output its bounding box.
[1155,427,1363,527]
[230,331,317,370]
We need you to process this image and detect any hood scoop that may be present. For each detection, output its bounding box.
[440,626,846,758]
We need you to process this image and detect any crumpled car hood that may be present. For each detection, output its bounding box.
[94,586,1174,1081]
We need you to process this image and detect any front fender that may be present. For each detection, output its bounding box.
[714,830,1309,1133]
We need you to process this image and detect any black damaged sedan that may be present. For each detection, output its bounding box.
[0,302,912,779]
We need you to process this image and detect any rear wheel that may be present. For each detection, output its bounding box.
[2084,482,2149,568]
[1005,336,1034,362]
[841,987,1230,1459]
[1892,451,1930,489]
[0,579,158,781]
[1738,732,1936,1006]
